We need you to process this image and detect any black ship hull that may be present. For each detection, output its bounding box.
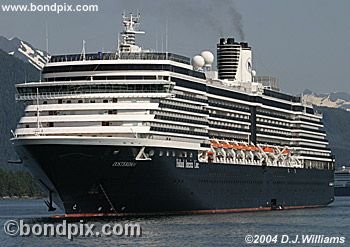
[15,143,335,215]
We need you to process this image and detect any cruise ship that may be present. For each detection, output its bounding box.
[12,13,335,216]
[334,166,350,196]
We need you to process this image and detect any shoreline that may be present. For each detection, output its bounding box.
[0,196,44,200]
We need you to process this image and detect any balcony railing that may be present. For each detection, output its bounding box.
[16,91,173,101]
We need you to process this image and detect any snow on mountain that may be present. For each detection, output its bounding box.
[0,36,49,70]
[302,90,350,111]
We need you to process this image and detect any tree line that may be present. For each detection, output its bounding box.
[0,168,43,197]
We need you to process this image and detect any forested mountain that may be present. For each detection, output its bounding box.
[0,49,40,168]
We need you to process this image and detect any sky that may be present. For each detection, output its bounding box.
[0,0,349,94]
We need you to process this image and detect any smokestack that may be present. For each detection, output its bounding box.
[220,38,226,45]
[217,38,240,81]
[217,38,253,82]
[240,42,249,48]
[227,38,235,44]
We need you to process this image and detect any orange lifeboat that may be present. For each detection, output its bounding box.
[282,149,290,154]
[247,145,259,151]
[222,143,231,149]
[263,147,274,153]
[211,142,220,148]
[207,151,214,155]
[241,146,250,151]
[234,145,245,150]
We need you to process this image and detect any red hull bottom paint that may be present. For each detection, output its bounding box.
[51,205,326,219]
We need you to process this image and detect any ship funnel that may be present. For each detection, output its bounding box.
[217,37,253,82]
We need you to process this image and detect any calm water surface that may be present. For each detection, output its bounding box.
[0,198,349,246]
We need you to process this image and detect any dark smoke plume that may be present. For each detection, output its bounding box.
[156,0,245,40]
[225,0,245,40]
[206,0,245,40]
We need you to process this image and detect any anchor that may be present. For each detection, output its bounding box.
[39,179,56,212]
[44,190,56,212]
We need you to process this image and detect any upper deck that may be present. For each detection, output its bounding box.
[49,52,191,65]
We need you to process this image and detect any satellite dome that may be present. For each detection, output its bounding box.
[192,55,205,68]
[200,51,214,65]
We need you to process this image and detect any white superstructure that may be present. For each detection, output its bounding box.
[13,13,334,170]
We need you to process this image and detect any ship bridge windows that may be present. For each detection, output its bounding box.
[44,75,159,82]
[42,64,206,80]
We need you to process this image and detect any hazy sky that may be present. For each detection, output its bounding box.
[1,0,349,94]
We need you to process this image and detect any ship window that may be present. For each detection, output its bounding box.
[48,122,54,127]
[58,99,62,104]
[103,100,108,103]
[78,100,83,103]
[25,124,29,128]
[112,98,118,103]
[43,101,47,104]
[166,151,170,157]
[108,110,117,114]
[90,100,95,103]
[67,100,71,104]
[102,121,110,126]
[159,151,164,157]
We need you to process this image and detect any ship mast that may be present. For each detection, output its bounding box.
[119,12,145,53]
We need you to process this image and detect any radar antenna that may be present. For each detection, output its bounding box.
[119,12,145,53]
